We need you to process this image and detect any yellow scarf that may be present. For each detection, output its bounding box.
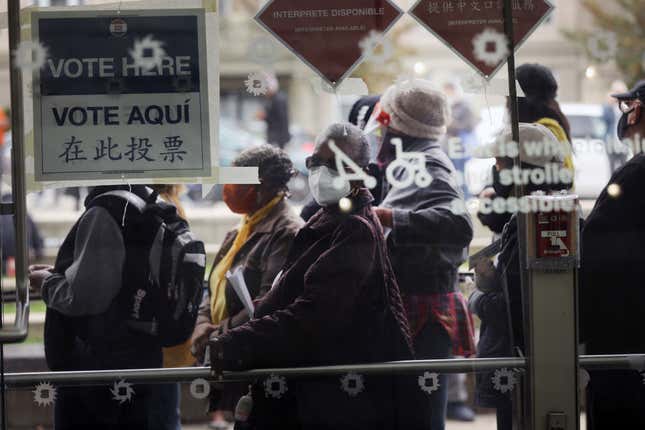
[537,117,574,171]
[209,194,284,323]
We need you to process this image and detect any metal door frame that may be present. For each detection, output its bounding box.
[0,2,630,430]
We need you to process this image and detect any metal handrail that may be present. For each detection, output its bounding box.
[3,355,644,387]
[0,0,30,343]
[580,354,645,370]
[4,358,526,387]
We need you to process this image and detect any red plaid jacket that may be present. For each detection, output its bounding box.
[403,292,476,357]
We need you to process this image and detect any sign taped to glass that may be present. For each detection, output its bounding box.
[32,9,211,182]
[255,0,403,87]
[409,0,554,79]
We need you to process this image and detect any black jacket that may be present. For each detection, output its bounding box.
[580,154,645,354]
[469,216,520,407]
[44,186,162,371]
[265,92,291,148]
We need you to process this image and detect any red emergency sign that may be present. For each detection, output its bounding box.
[536,212,571,258]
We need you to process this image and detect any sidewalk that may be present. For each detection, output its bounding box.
[183,414,499,430]
[183,413,587,429]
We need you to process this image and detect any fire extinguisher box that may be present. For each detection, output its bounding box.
[525,192,580,272]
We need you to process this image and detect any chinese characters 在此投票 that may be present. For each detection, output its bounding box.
[59,135,187,164]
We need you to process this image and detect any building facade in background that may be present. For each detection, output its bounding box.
[0,0,623,134]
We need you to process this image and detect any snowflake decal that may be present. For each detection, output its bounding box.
[340,373,365,397]
[190,378,211,400]
[492,368,518,394]
[244,71,269,96]
[129,35,166,71]
[264,374,288,399]
[587,31,617,63]
[33,382,57,407]
[472,28,509,67]
[13,41,48,72]
[247,36,281,65]
[110,379,135,404]
[418,371,440,395]
[359,31,393,65]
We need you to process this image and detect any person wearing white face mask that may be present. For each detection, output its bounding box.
[207,123,430,430]
[305,124,369,206]
[307,164,351,206]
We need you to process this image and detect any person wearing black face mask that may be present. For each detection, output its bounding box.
[469,123,573,430]
[580,80,645,429]
[615,80,645,141]
[478,64,575,238]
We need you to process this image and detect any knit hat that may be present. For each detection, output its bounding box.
[380,80,451,140]
[516,63,558,102]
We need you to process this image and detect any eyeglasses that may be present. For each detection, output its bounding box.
[305,155,337,171]
[619,99,643,114]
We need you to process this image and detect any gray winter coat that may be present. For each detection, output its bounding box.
[379,134,473,295]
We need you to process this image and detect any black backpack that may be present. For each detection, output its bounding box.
[88,189,206,348]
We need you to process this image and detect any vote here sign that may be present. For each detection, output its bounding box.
[32,9,211,182]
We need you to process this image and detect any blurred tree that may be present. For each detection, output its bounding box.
[564,0,645,86]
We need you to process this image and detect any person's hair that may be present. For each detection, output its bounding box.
[233,144,295,192]
[151,184,186,219]
[317,122,370,168]
[514,63,572,141]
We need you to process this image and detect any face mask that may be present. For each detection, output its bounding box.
[223,184,258,214]
[618,101,643,140]
[492,166,513,198]
[308,166,351,206]
[617,114,629,140]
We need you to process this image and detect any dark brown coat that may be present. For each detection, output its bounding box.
[214,190,430,430]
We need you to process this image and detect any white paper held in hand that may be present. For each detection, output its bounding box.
[226,266,255,318]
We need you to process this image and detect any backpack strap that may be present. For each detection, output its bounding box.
[146,190,160,205]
